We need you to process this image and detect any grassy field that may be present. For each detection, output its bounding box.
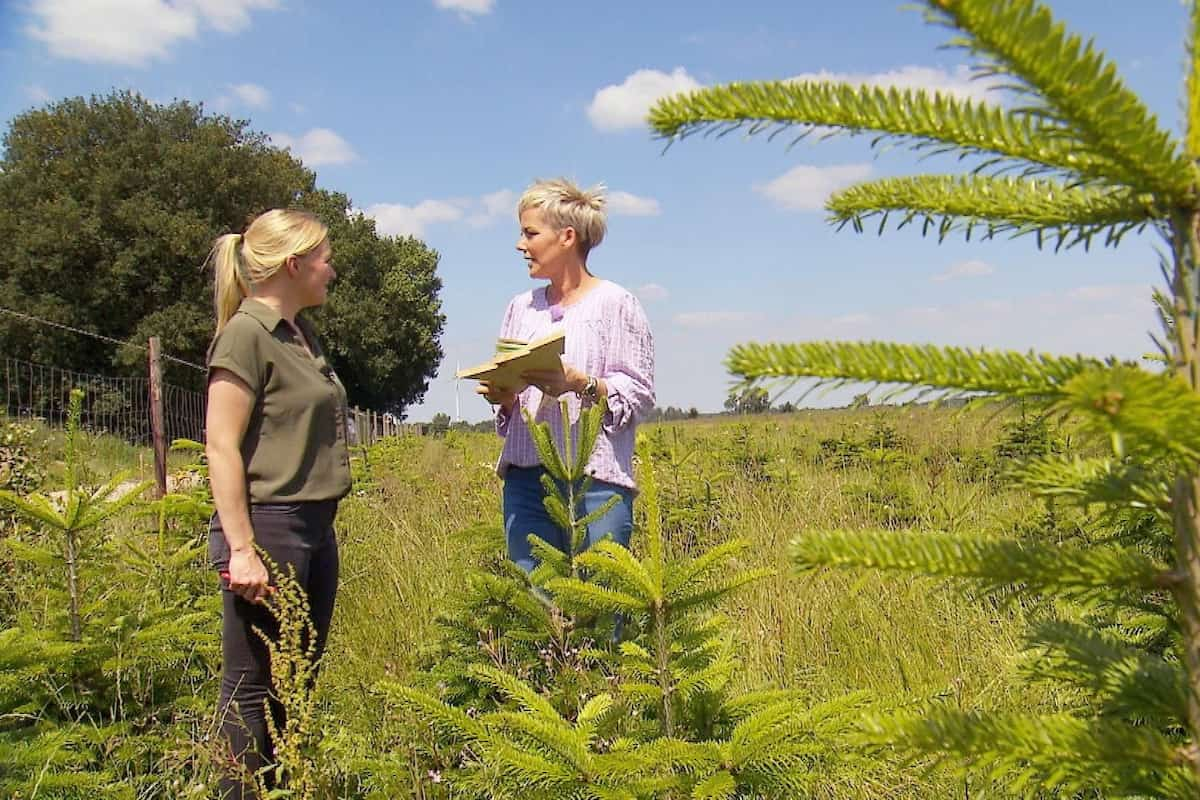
[316,404,1072,797]
[1,403,1078,797]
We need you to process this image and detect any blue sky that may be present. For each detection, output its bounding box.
[0,0,1188,421]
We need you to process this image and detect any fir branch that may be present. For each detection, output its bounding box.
[523,407,569,482]
[633,737,724,775]
[664,539,752,599]
[488,711,591,771]
[469,664,561,721]
[572,540,658,600]
[829,175,1156,247]
[1022,620,1187,724]
[1005,454,1171,515]
[922,0,1194,199]
[721,689,812,722]
[574,493,621,531]
[670,569,775,615]
[691,769,737,799]
[727,340,1108,400]
[791,529,1166,605]
[860,707,1198,798]
[1190,0,1200,159]
[466,572,556,635]
[541,492,574,539]
[650,80,1122,182]
[577,693,615,732]
[574,397,605,477]
[0,491,63,530]
[475,737,577,793]
[674,636,737,702]
[77,479,154,530]
[1059,366,1200,463]
[378,682,487,745]
[529,537,571,586]
[543,577,646,616]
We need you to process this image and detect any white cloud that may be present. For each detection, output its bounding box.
[932,259,995,282]
[366,200,464,238]
[635,283,669,302]
[1068,284,1132,302]
[607,191,662,217]
[832,313,873,325]
[25,0,277,66]
[270,128,357,166]
[481,189,517,217]
[367,185,661,239]
[587,67,702,132]
[757,163,873,212]
[788,64,996,103]
[25,85,52,104]
[468,189,518,227]
[229,82,269,109]
[434,0,494,19]
[793,282,1156,361]
[673,311,764,328]
[369,189,522,238]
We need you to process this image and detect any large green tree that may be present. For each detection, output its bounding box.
[0,91,443,413]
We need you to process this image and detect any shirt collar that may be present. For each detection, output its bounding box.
[237,298,285,332]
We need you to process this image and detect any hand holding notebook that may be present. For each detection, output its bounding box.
[457,330,566,393]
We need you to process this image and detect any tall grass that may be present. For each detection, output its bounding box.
[2,403,1067,796]
[313,404,1066,796]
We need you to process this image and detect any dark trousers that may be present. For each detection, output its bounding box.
[209,501,339,800]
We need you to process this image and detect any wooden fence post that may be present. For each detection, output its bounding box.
[148,337,167,498]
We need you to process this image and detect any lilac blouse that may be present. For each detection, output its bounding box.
[494,280,655,491]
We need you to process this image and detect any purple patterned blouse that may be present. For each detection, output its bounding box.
[494,280,655,491]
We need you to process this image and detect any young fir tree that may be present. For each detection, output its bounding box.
[651,0,1200,795]
[386,401,873,799]
[0,391,219,798]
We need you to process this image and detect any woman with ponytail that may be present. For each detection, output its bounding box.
[204,208,349,798]
[478,178,656,607]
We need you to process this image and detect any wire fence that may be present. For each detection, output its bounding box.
[2,357,206,446]
[1,304,419,447]
[1,355,417,447]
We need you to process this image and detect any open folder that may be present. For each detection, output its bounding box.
[456,330,565,393]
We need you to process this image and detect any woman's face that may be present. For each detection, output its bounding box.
[516,208,571,281]
[295,240,336,308]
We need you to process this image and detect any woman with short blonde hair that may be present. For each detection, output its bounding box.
[479,178,655,636]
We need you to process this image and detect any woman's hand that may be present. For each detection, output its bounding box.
[523,358,587,398]
[476,380,517,410]
[226,547,272,604]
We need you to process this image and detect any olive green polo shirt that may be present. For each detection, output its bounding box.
[207,298,352,503]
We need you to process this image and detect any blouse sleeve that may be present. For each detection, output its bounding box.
[600,293,655,432]
[494,297,520,438]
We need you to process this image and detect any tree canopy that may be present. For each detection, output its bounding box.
[0,90,443,414]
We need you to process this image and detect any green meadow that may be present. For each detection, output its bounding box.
[0,403,1078,797]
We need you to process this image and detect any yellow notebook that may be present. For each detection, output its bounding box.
[456,330,565,392]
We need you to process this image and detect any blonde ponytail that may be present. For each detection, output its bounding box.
[209,234,250,334]
[207,210,328,333]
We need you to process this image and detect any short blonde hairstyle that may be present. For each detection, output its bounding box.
[518,178,607,256]
[207,209,328,333]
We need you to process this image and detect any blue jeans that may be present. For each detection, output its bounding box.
[503,466,634,574]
